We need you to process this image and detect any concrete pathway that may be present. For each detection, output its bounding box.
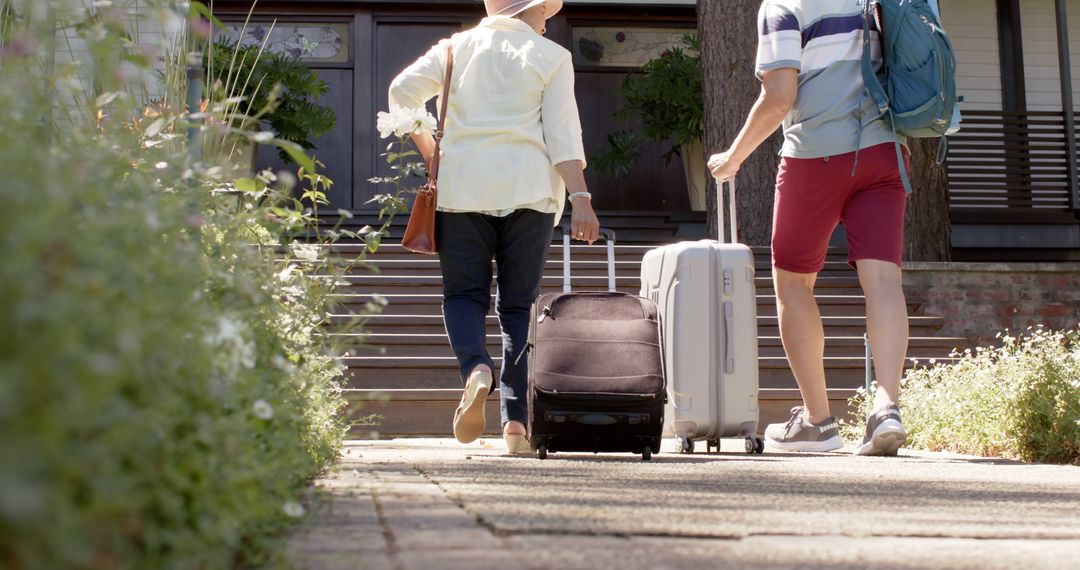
[288,439,1080,570]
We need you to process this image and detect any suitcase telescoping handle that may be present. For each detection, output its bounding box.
[561,223,616,293]
[716,176,739,245]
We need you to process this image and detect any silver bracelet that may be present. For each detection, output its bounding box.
[568,192,591,201]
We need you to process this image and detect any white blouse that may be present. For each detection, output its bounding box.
[388,16,587,222]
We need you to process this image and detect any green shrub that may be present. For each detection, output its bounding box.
[0,1,381,567]
[204,37,337,162]
[841,327,1080,464]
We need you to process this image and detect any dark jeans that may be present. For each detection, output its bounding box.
[436,209,555,427]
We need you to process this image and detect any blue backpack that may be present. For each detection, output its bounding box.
[859,0,959,192]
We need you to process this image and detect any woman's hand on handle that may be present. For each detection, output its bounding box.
[556,160,600,243]
[570,197,600,244]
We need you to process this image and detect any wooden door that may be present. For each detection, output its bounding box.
[575,71,691,211]
[354,15,473,210]
[255,67,354,208]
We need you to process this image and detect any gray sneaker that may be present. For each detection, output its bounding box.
[764,406,844,452]
[854,404,907,456]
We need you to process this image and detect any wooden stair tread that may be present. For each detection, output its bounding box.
[306,217,968,437]
[343,366,932,391]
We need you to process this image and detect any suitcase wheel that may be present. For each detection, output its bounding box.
[537,445,548,460]
[642,446,652,461]
[745,436,765,455]
[676,436,694,454]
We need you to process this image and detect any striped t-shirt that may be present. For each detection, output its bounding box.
[756,0,901,158]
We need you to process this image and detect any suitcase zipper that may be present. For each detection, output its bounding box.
[534,387,660,403]
[537,306,552,323]
[543,293,652,321]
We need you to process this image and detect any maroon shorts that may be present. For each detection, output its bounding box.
[771,143,909,274]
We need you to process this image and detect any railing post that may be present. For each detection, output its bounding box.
[1055,0,1079,214]
[864,332,873,395]
[186,50,204,161]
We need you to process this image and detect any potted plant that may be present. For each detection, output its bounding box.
[591,35,706,210]
[203,37,336,171]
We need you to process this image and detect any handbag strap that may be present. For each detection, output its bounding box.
[428,45,454,183]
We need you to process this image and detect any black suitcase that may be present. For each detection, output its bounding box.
[526,227,666,460]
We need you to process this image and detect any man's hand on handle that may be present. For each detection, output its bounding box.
[708,150,741,182]
[707,68,799,185]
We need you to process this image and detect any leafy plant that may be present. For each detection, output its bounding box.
[369,105,437,223]
[591,34,703,177]
[0,1,398,567]
[841,327,1080,465]
[204,35,337,162]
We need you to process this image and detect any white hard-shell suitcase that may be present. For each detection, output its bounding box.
[639,178,764,454]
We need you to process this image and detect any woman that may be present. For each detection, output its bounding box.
[389,0,600,453]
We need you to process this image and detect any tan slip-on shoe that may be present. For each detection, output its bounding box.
[503,434,532,455]
[453,368,492,443]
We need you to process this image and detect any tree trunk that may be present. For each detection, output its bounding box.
[903,138,952,261]
[698,0,782,245]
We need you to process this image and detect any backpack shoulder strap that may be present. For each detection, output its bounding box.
[857,0,913,193]
[859,0,889,116]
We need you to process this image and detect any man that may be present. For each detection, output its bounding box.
[708,0,909,455]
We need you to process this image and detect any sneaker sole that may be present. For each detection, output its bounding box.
[855,421,907,456]
[453,376,489,443]
[764,434,844,453]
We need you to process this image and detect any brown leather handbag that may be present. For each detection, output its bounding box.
[401,46,453,255]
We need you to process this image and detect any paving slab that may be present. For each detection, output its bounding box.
[288,439,1080,570]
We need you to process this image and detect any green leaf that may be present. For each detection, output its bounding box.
[146,118,167,138]
[234,178,259,192]
[268,139,316,173]
[189,1,228,32]
[96,92,124,107]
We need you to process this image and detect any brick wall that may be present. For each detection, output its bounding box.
[903,262,1080,345]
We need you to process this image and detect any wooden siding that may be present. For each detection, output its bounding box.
[1020,0,1080,112]
[54,3,174,105]
[941,0,1004,109]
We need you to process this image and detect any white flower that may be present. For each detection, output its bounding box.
[239,339,256,369]
[376,106,437,139]
[253,399,274,420]
[277,264,298,283]
[210,316,244,345]
[291,242,320,262]
[283,501,306,518]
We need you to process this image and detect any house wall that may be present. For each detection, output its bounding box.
[941,0,1004,110]
[1019,0,1080,111]
[53,1,177,107]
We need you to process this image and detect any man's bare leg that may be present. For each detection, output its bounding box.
[856,259,908,411]
[773,267,831,423]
